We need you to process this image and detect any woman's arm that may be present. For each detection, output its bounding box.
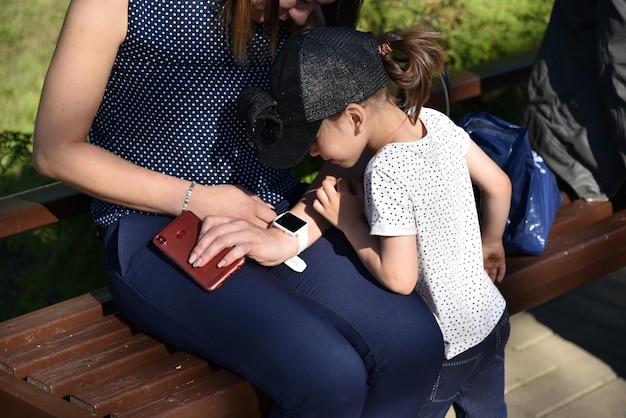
[189,157,375,270]
[33,0,276,226]
[466,140,512,282]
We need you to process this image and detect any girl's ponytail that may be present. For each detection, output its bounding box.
[378,27,446,123]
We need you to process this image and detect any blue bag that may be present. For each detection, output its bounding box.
[458,112,563,255]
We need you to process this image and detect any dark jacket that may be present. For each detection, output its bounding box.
[521,0,626,200]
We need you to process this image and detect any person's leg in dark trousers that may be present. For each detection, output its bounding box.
[417,311,510,418]
[275,228,445,417]
[102,214,369,418]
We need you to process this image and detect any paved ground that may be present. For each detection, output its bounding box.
[447,267,626,417]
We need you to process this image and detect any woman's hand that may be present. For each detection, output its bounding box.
[313,176,364,232]
[188,215,299,269]
[188,184,277,229]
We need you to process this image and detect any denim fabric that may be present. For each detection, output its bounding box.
[101,213,444,417]
[417,310,510,418]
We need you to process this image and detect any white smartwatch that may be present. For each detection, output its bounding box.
[272,212,308,272]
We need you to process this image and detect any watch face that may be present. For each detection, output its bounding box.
[275,212,307,232]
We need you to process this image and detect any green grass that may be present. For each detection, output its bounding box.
[0,0,69,132]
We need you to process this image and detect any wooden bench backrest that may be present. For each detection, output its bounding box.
[0,49,537,239]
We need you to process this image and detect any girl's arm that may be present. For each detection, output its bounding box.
[313,176,418,294]
[33,0,276,227]
[466,140,512,282]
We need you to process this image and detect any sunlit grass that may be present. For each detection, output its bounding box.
[0,0,69,132]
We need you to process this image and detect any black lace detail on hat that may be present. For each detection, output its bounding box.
[237,87,283,150]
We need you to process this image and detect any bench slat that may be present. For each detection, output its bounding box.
[70,351,212,416]
[548,199,612,238]
[0,314,132,378]
[0,288,113,353]
[0,372,93,418]
[112,369,269,418]
[427,49,536,108]
[499,209,626,314]
[27,333,169,396]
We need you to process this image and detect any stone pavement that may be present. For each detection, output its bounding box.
[447,267,626,417]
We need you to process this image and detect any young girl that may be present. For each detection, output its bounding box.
[238,26,513,416]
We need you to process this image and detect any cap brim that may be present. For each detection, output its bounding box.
[257,120,322,169]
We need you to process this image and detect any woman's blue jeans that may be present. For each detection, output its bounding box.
[417,310,510,418]
[101,213,444,417]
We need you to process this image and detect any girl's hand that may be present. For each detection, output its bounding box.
[313,176,364,231]
[482,240,506,283]
[188,215,299,268]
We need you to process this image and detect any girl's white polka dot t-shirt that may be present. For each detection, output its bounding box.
[365,107,506,359]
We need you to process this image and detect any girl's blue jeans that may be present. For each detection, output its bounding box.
[100,212,444,418]
[417,310,510,418]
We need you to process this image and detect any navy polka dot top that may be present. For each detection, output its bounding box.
[89,0,299,227]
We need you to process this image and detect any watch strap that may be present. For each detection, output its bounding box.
[295,223,308,255]
[283,255,307,273]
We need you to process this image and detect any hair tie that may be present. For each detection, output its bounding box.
[378,42,393,57]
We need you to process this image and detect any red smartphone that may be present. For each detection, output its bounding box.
[153,211,245,292]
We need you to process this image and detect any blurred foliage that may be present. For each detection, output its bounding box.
[0,0,552,319]
[0,131,33,177]
[358,0,552,70]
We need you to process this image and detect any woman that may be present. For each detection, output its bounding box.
[33,0,444,416]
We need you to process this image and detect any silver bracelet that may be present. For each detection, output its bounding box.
[181,180,196,213]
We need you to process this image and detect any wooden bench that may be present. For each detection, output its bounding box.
[2,49,626,417]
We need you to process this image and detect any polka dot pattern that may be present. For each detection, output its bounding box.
[90,0,299,226]
[364,108,506,359]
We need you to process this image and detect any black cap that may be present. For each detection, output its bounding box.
[238,27,388,169]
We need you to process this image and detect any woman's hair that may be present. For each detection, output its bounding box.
[378,27,446,123]
[222,0,364,65]
[320,0,363,29]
